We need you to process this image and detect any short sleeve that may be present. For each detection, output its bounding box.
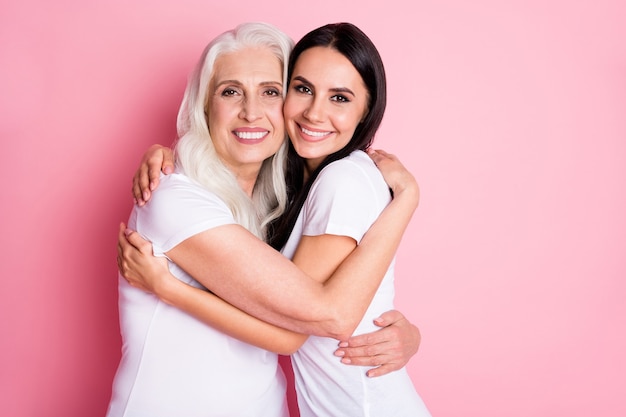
[302,156,389,243]
[133,173,236,256]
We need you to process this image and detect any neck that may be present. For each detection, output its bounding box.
[219,159,263,198]
[236,171,259,197]
[303,158,322,183]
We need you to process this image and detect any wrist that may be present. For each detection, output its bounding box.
[153,271,181,306]
[393,181,420,209]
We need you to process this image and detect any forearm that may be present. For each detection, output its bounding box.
[166,187,417,340]
[315,189,418,339]
[260,187,419,339]
[156,272,307,355]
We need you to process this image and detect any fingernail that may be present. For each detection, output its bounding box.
[334,350,345,357]
[164,166,173,174]
[150,181,156,191]
[143,190,150,201]
[341,358,351,364]
[338,341,348,348]
[124,228,132,237]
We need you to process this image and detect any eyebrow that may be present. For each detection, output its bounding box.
[215,79,283,88]
[292,75,356,97]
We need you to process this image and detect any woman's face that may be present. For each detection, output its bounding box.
[206,47,285,177]
[283,46,369,173]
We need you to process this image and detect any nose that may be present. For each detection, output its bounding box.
[302,97,325,123]
[239,95,262,122]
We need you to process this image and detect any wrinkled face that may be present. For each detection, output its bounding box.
[283,46,369,173]
[206,47,285,177]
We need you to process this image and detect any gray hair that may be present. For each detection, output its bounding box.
[174,22,293,239]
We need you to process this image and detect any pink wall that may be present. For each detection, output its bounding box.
[1,0,624,416]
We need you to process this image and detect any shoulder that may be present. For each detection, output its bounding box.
[135,173,235,250]
[313,150,385,194]
[305,151,390,213]
[319,150,375,178]
[149,173,229,213]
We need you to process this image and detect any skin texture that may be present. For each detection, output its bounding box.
[206,47,285,193]
[284,47,369,174]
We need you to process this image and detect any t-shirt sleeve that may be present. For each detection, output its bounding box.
[134,174,236,256]
[302,160,384,243]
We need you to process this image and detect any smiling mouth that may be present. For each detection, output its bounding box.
[300,125,331,138]
[234,131,268,140]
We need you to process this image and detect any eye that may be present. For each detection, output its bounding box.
[264,88,282,97]
[221,88,239,97]
[330,94,350,103]
[294,84,312,95]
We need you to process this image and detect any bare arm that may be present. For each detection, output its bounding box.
[118,223,307,355]
[122,147,421,374]
[120,150,418,340]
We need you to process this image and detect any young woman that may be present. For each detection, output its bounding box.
[110,22,422,417]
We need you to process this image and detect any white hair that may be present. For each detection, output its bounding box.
[174,22,293,240]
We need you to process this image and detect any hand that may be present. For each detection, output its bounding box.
[367,148,419,203]
[132,144,175,206]
[116,222,170,294]
[333,310,421,378]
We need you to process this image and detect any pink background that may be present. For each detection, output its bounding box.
[1,0,624,416]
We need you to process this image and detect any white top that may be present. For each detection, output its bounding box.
[107,173,287,417]
[282,151,431,417]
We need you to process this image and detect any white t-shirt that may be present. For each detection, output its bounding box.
[107,173,287,417]
[281,151,431,417]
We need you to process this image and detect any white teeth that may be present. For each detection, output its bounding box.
[235,131,267,140]
[301,126,329,137]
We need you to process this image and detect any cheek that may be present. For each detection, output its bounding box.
[269,104,285,125]
[282,95,300,122]
[335,112,361,134]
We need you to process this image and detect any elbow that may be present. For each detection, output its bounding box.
[318,305,360,341]
[276,336,307,355]
[277,345,299,356]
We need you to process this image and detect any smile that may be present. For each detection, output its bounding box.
[234,131,268,140]
[300,125,331,138]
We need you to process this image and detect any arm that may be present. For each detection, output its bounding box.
[117,223,307,355]
[132,144,175,206]
[121,150,418,340]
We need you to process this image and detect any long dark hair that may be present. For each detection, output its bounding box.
[268,22,387,250]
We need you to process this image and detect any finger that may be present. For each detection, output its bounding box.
[145,144,169,192]
[118,222,128,248]
[162,148,175,175]
[335,342,389,359]
[132,169,146,206]
[334,337,394,358]
[339,353,387,367]
[366,149,385,165]
[147,163,161,191]
[339,318,400,348]
[366,362,402,378]
[372,148,391,158]
[373,309,404,327]
[124,228,153,254]
[340,332,387,349]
